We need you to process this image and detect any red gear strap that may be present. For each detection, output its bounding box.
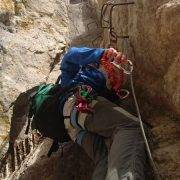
[100,53,124,93]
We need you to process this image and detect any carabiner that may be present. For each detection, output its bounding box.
[111,60,133,74]
[116,89,130,99]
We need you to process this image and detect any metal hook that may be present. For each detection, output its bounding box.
[111,60,133,75]
[100,0,135,48]
[117,89,130,99]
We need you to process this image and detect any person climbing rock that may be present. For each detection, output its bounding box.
[60,47,147,180]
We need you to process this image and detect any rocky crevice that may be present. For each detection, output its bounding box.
[0,0,180,179]
[91,0,180,178]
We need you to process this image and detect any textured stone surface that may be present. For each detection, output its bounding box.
[0,0,98,179]
[91,0,180,179]
[0,0,68,147]
[9,139,93,180]
[93,0,180,115]
[1,0,180,179]
[0,0,101,146]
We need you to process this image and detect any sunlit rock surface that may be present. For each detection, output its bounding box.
[0,0,98,179]
[0,0,68,147]
[92,0,180,179]
[0,0,180,179]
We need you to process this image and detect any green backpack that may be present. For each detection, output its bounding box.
[26,83,71,156]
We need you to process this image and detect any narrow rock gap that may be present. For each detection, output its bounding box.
[0,0,180,179]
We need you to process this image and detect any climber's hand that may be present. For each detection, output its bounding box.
[104,48,118,60]
[104,48,128,64]
[114,53,128,65]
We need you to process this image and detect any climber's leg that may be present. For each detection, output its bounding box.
[76,130,108,180]
[105,127,147,180]
[84,96,147,180]
[84,96,140,138]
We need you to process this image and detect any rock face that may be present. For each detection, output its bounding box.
[0,0,69,147]
[0,0,98,179]
[0,0,101,146]
[0,0,180,179]
[91,0,180,179]
[93,0,180,116]
[9,140,93,180]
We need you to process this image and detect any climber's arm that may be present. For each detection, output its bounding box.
[62,47,124,65]
[60,46,127,87]
[62,47,105,66]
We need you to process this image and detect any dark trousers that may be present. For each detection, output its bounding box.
[77,97,147,180]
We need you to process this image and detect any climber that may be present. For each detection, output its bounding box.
[60,47,147,180]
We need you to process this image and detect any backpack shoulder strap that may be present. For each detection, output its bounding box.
[47,138,59,157]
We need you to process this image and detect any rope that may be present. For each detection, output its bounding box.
[100,1,161,178]
[111,55,161,179]
[130,73,161,180]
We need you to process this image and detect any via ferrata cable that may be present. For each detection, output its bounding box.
[129,71,161,180]
[111,58,161,179]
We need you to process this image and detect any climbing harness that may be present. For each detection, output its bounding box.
[75,85,95,113]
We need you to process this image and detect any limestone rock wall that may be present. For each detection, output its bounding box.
[0,0,69,149]
[0,0,102,148]
[91,0,180,178]
[1,0,180,179]
[92,0,180,116]
[0,0,98,179]
[8,140,93,180]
